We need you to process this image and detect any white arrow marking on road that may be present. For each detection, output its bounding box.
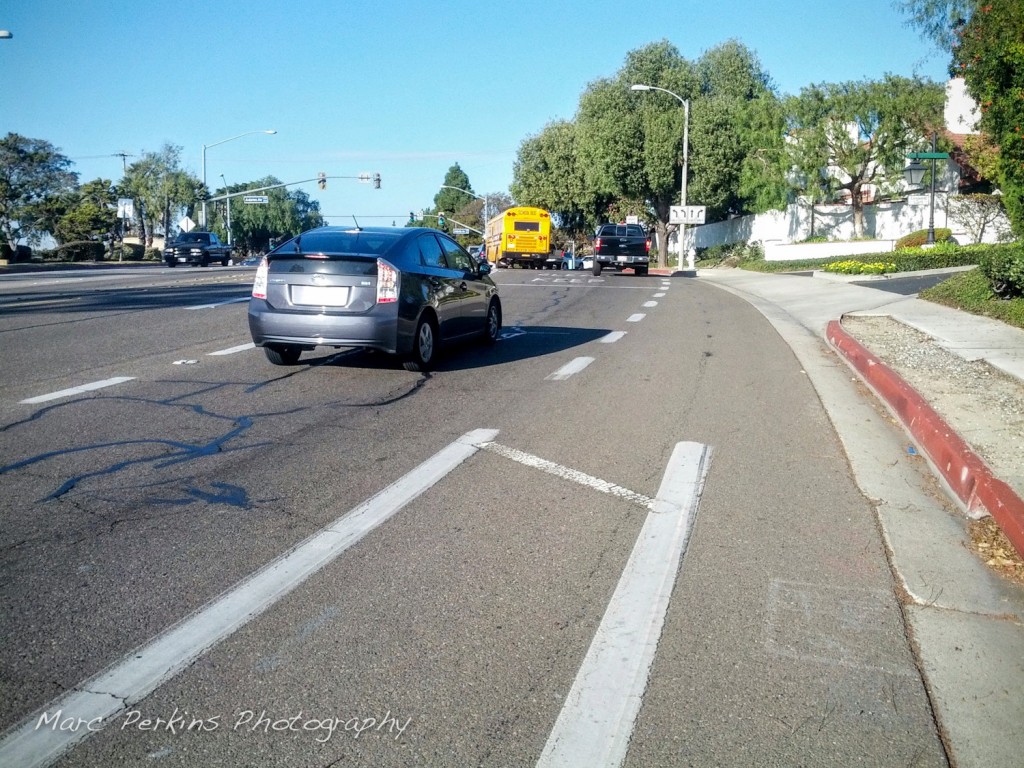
[537,441,713,768]
[0,429,499,768]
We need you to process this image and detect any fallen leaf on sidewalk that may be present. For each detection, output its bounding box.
[970,517,1024,586]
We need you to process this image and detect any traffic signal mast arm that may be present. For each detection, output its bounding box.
[417,213,482,235]
[205,174,380,203]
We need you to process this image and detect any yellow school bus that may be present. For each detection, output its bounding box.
[484,206,555,269]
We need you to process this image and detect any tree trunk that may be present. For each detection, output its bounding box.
[653,219,669,269]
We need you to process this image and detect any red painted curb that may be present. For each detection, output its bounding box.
[827,319,1024,559]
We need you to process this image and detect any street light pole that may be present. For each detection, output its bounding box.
[201,129,276,229]
[904,132,948,246]
[630,84,690,269]
[220,174,232,246]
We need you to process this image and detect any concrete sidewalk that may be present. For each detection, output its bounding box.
[676,266,1024,768]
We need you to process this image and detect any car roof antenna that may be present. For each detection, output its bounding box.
[350,215,362,231]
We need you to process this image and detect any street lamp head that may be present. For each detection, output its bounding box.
[630,84,652,91]
[264,130,277,135]
[904,160,926,187]
[0,30,13,39]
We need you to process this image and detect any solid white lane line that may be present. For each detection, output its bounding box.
[626,313,645,323]
[482,442,655,509]
[537,441,713,768]
[545,357,594,381]
[599,332,626,343]
[0,428,498,768]
[207,343,255,356]
[186,296,249,310]
[19,377,136,405]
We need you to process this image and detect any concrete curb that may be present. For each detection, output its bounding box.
[826,319,1024,558]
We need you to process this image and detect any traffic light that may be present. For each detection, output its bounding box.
[437,212,446,227]
[372,172,381,189]
[408,212,415,224]
[318,172,326,190]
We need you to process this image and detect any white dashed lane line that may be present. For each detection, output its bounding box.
[186,296,250,310]
[546,357,595,381]
[600,332,626,343]
[627,313,646,323]
[208,343,255,356]
[19,377,136,405]
[642,301,658,308]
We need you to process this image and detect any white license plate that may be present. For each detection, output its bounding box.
[177,257,187,262]
[617,256,628,263]
[291,285,350,307]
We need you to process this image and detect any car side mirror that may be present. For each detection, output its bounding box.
[478,262,492,276]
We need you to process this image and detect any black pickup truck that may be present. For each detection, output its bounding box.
[163,231,233,267]
[591,223,651,276]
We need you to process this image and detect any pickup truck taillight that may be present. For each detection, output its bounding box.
[594,237,602,251]
[645,239,651,252]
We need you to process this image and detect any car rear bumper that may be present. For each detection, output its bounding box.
[248,300,403,355]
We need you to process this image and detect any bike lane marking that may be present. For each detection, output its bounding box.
[537,441,713,768]
[0,429,499,768]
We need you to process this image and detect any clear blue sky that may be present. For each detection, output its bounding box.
[1,0,950,226]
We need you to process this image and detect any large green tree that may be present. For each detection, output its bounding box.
[576,40,698,266]
[433,164,475,230]
[953,0,1024,235]
[53,178,118,246]
[0,133,78,254]
[119,144,203,246]
[784,75,946,237]
[511,119,595,240]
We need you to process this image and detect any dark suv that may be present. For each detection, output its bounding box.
[248,226,502,371]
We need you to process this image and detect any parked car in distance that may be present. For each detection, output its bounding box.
[248,226,502,372]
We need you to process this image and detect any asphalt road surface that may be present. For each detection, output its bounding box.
[0,265,947,767]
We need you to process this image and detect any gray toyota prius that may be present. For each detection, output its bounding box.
[248,226,502,371]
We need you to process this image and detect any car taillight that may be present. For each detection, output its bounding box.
[377,258,399,304]
[252,257,268,299]
[595,237,602,250]
[645,239,651,252]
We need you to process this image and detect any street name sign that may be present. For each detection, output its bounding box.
[243,195,270,204]
[452,228,470,235]
[670,205,706,225]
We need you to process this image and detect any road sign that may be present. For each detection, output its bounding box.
[178,216,195,233]
[243,195,269,204]
[670,205,706,225]
[452,228,470,235]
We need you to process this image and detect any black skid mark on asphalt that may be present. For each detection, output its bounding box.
[0,392,280,502]
[1,372,424,503]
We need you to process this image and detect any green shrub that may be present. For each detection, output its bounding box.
[53,241,105,262]
[109,242,146,261]
[895,228,953,249]
[979,243,1024,298]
